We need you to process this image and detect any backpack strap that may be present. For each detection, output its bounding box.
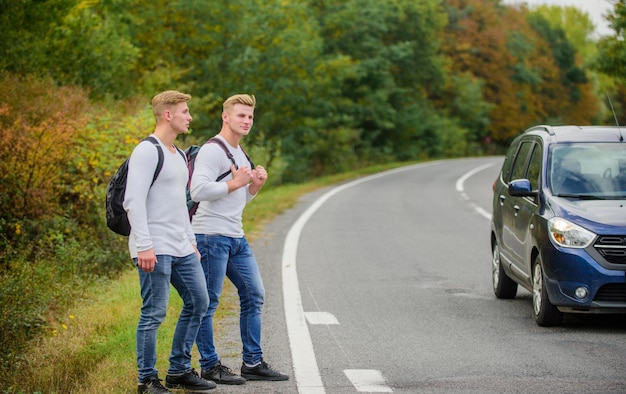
[207,137,255,181]
[144,136,164,186]
[240,145,255,169]
[175,146,186,162]
[144,137,186,184]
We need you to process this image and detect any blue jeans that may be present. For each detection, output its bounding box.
[136,253,209,382]
[195,235,265,369]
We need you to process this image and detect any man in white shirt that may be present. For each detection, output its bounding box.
[191,94,289,385]
[124,90,215,394]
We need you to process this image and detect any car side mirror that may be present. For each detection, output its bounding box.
[508,179,536,197]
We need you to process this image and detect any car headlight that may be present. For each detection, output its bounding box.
[548,217,596,248]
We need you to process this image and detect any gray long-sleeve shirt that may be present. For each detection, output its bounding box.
[123,135,196,258]
[190,136,255,237]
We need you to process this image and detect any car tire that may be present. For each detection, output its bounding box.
[492,242,517,299]
[532,256,563,327]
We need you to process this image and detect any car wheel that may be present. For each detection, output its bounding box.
[492,242,517,299]
[532,256,563,327]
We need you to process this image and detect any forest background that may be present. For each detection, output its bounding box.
[2,0,626,391]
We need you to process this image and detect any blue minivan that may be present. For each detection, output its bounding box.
[490,125,626,326]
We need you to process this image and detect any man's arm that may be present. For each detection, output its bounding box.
[190,143,231,201]
[124,141,158,271]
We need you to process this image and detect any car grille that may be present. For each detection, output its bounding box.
[594,283,626,302]
[594,236,626,265]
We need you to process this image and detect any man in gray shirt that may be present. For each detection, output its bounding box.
[124,90,215,394]
[191,94,289,385]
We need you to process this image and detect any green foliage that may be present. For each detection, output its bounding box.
[527,13,587,100]
[532,4,597,61]
[281,120,361,180]
[0,0,621,388]
[0,0,75,76]
[0,0,140,99]
[441,73,494,149]
[594,0,626,83]
[4,0,611,168]
[0,217,108,387]
[47,0,141,99]
[391,103,468,160]
[315,0,447,145]
[0,74,148,387]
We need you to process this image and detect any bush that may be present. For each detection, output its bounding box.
[0,216,108,388]
[0,73,91,224]
[0,74,145,389]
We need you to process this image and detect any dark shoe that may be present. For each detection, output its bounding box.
[138,375,171,394]
[165,369,216,392]
[202,361,246,385]
[241,359,289,381]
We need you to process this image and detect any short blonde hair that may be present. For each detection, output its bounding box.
[152,90,191,118]
[223,94,256,112]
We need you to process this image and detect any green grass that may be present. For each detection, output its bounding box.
[12,161,410,393]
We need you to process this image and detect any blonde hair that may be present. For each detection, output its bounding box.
[223,94,256,112]
[152,90,191,118]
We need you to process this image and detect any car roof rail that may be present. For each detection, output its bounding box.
[525,124,555,135]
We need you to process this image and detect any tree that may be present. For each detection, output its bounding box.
[526,13,598,125]
[532,4,597,62]
[594,1,626,82]
[444,0,526,143]
[311,0,458,161]
[593,0,626,123]
[0,0,75,76]
[0,0,140,99]
[48,0,140,99]
[443,0,599,146]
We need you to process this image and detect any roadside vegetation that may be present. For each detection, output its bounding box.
[6,164,405,393]
[2,0,626,392]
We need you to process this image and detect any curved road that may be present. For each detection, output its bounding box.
[219,157,626,394]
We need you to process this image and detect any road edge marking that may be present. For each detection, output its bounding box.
[282,163,432,393]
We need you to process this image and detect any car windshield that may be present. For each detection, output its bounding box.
[549,143,626,199]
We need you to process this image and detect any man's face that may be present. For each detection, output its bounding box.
[224,103,254,137]
[168,102,192,134]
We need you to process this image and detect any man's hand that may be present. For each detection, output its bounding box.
[249,165,267,195]
[228,165,253,192]
[137,248,157,272]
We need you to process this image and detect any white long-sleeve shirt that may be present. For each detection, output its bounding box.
[123,135,196,258]
[190,135,255,237]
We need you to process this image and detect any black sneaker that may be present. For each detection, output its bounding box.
[165,369,216,392]
[240,359,289,381]
[138,375,171,394]
[202,361,246,385]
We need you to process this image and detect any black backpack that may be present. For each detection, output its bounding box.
[105,136,184,236]
[185,137,254,221]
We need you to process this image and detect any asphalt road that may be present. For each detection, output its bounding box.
[216,157,626,394]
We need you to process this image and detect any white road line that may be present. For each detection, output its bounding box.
[282,163,435,394]
[305,312,339,325]
[456,162,497,220]
[344,369,393,393]
[455,162,496,193]
[474,205,492,220]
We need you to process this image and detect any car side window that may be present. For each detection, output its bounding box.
[526,144,542,191]
[501,140,520,183]
[510,141,533,181]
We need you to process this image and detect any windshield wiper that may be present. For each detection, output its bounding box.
[555,193,607,200]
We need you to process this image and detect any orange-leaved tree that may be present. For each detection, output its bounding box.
[0,73,91,224]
